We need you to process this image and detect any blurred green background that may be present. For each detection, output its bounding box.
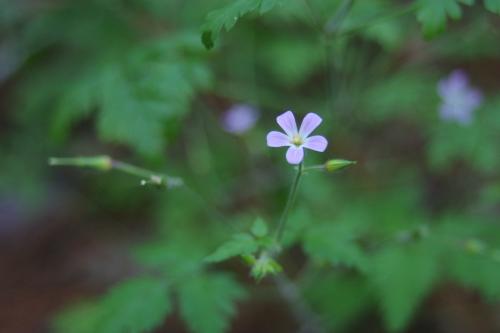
[1,0,500,332]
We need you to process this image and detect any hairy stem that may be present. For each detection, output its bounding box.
[275,163,303,244]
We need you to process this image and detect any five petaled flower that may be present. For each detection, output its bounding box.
[266,111,328,164]
[437,70,482,125]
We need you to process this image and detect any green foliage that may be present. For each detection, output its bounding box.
[448,251,500,300]
[54,34,211,155]
[3,0,500,332]
[304,221,367,271]
[251,217,269,237]
[201,0,283,49]
[54,277,171,333]
[416,0,474,36]
[427,98,500,172]
[369,243,440,332]
[178,273,246,333]
[258,34,325,88]
[484,0,500,13]
[361,71,438,122]
[304,272,373,331]
[205,233,259,263]
[134,240,206,279]
[341,0,407,50]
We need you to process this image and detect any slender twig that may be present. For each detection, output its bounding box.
[49,155,239,230]
[49,156,183,188]
[111,160,183,188]
[274,163,303,244]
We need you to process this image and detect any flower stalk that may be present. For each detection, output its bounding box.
[49,155,183,189]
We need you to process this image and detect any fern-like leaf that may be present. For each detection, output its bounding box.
[201,0,283,49]
[53,277,171,333]
[178,273,246,333]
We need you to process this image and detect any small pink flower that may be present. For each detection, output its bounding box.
[266,111,328,164]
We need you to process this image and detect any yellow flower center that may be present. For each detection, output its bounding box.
[291,134,303,146]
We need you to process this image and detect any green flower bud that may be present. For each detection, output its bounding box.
[324,159,356,172]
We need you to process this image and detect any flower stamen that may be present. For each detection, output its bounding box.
[291,134,303,147]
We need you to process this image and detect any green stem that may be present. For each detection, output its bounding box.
[112,160,160,180]
[302,164,325,172]
[112,160,183,188]
[274,163,303,244]
[49,156,183,188]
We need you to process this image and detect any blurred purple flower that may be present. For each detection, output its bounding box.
[438,70,483,125]
[222,104,259,134]
[266,111,328,164]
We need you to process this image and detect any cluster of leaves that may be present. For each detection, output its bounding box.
[55,272,245,333]
[206,217,283,279]
[1,0,500,333]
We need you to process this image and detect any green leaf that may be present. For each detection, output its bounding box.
[97,53,207,156]
[134,240,205,278]
[304,273,373,331]
[50,70,98,141]
[304,222,367,271]
[484,0,500,13]
[448,250,500,300]
[340,1,407,50]
[201,0,283,49]
[50,33,211,156]
[369,244,440,332]
[178,273,246,333]
[251,217,268,237]
[53,277,171,333]
[416,0,474,37]
[205,233,258,263]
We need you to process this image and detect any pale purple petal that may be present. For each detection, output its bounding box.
[438,69,468,98]
[222,104,259,134]
[439,104,472,125]
[277,111,298,136]
[303,135,328,152]
[286,146,304,164]
[267,131,291,147]
[299,113,322,138]
[465,89,483,109]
